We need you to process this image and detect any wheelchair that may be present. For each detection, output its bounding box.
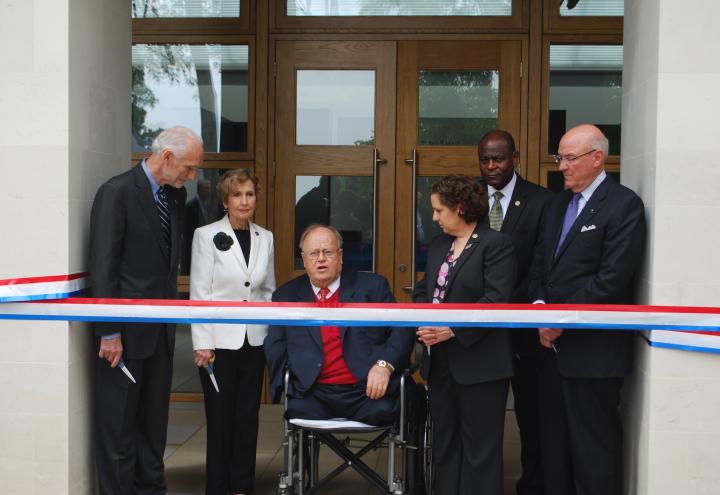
[277,367,434,494]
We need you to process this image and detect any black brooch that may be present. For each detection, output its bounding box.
[213,232,234,251]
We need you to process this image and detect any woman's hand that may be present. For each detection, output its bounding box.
[194,349,214,368]
[417,326,455,346]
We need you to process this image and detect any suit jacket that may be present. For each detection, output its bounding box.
[483,174,554,355]
[264,271,415,403]
[89,162,185,359]
[190,216,276,349]
[528,175,647,378]
[414,222,517,384]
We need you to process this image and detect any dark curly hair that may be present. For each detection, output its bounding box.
[431,174,488,223]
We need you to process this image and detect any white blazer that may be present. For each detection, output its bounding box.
[190,216,276,350]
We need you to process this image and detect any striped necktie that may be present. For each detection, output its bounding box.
[156,187,171,255]
[489,191,504,231]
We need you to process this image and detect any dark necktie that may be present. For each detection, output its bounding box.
[555,192,581,256]
[318,287,330,302]
[489,191,504,231]
[156,187,171,255]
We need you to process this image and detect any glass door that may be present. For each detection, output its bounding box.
[394,40,522,300]
[274,40,522,293]
[274,41,397,285]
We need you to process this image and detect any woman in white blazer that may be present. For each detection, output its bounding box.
[190,168,275,495]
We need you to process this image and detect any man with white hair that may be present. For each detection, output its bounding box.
[90,126,203,494]
[529,124,646,495]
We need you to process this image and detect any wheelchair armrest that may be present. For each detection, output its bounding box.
[399,366,417,443]
[283,368,290,413]
[403,363,420,376]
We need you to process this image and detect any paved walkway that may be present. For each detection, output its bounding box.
[164,403,522,494]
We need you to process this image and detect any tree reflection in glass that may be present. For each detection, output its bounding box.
[418,70,499,146]
[131,44,249,153]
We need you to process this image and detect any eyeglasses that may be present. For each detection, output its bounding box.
[303,249,340,260]
[479,154,511,165]
[552,148,597,165]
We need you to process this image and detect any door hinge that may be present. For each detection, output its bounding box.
[273,60,277,78]
[520,61,523,78]
[272,160,276,178]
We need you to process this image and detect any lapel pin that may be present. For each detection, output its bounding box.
[471,233,478,239]
[515,200,521,206]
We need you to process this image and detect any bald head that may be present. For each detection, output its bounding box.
[564,125,609,157]
[557,124,608,193]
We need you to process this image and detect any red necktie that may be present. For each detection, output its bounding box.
[318,287,330,302]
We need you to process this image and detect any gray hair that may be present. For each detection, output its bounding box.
[151,126,203,157]
[591,133,610,158]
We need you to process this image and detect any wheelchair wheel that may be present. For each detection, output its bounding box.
[422,398,434,494]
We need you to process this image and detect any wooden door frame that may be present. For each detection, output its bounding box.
[272,40,397,286]
[269,35,528,290]
[393,39,525,300]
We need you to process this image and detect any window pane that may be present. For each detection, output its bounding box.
[132,0,240,18]
[287,0,511,16]
[296,71,375,146]
[295,176,374,272]
[548,45,622,155]
[419,71,499,146]
[179,169,230,276]
[559,0,623,17]
[415,176,444,272]
[132,44,249,153]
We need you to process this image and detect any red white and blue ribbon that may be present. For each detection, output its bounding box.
[1,273,720,354]
[0,273,88,303]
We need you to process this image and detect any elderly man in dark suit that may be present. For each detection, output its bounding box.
[478,129,553,495]
[265,224,415,425]
[89,126,203,495]
[529,124,646,495]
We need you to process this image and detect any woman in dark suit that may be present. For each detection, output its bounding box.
[191,168,275,495]
[413,174,516,495]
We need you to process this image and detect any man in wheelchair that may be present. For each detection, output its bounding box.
[265,224,415,425]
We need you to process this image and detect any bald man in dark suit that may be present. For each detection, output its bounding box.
[529,124,646,495]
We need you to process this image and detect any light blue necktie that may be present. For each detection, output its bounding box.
[555,192,581,256]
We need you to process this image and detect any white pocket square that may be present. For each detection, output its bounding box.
[580,224,596,233]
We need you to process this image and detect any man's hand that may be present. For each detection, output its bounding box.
[194,349,214,368]
[417,326,455,346]
[539,327,563,349]
[366,364,392,400]
[98,337,123,368]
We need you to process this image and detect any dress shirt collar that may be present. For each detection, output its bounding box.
[311,276,341,299]
[579,170,607,203]
[141,158,161,196]
[487,172,517,220]
[573,170,607,217]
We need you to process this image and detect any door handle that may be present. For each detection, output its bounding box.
[372,148,387,272]
[404,148,417,294]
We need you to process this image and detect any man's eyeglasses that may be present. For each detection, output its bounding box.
[552,148,597,165]
[303,249,340,260]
